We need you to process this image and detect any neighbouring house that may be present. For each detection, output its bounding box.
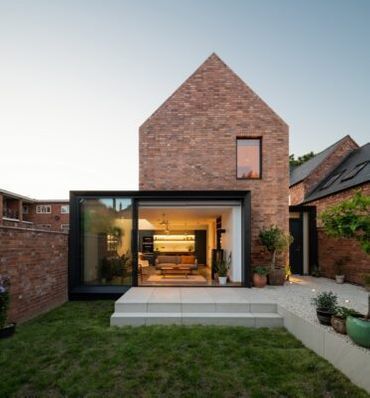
[0,188,69,232]
[69,53,290,298]
[289,136,370,284]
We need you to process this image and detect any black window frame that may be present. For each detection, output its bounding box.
[236,137,262,180]
[341,161,369,182]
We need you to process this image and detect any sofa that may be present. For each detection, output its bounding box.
[155,255,198,272]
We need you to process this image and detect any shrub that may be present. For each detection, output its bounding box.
[253,266,269,276]
[311,291,338,312]
[0,276,10,329]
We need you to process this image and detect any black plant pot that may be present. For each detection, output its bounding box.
[0,323,16,339]
[316,309,334,325]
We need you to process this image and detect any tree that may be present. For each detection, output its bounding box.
[289,151,315,167]
[320,191,370,254]
[259,225,293,271]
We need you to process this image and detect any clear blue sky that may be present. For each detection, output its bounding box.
[0,0,369,198]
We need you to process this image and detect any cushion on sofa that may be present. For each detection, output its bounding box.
[181,255,195,264]
[156,255,180,264]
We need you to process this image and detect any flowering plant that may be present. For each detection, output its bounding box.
[0,275,10,329]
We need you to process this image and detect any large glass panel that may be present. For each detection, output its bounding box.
[237,138,261,179]
[81,197,133,285]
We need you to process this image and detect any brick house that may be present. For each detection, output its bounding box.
[289,136,370,283]
[69,53,290,298]
[0,188,69,232]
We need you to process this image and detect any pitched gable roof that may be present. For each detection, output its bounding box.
[290,135,356,186]
[304,142,370,203]
[140,53,287,128]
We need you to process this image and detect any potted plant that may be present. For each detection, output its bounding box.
[0,276,16,339]
[331,306,362,334]
[311,265,321,277]
[333,257,348,284]
[217,253,231,286]
[311,291,338,325]
[347,294,370,348]
[252,266,269,288]
[363,274,370,292]
[259,225,293,285]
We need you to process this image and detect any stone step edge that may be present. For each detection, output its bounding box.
[111,312,282,318]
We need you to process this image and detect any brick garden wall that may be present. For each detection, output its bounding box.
[0,225,68,323]
[139,53,289,268]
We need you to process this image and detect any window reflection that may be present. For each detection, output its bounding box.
[237,138,261,179]
[81,198,132,285]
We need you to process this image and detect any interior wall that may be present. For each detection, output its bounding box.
[221,207,242,282]
[207,220,216,267]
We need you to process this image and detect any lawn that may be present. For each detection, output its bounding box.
[0,301,368,398]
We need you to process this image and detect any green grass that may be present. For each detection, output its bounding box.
[0,301,368,398]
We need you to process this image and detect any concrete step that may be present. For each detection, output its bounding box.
[114,302,278,314]
[110,312,283,327]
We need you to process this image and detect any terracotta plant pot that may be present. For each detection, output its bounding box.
[331,316,347,334]
[253,273,267,288]
[316,308,335,325]
[0,323,16,339]
[347,316,370,348]
[268,269,285,286]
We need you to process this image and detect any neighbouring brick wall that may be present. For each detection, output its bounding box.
[139,54,289,268]
[24,202,69,232]
[308,184,370,284]
[289,182,305,205]
[0,225,68,323]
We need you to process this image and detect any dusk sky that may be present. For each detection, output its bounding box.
[1,0,369,199]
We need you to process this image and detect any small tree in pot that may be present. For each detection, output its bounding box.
[259,225,293,285]
[333,257,349,284]
[216,252,231,286]
[0,275,16,339]
[311,291,338,325]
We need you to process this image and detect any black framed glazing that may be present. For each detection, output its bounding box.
[68,190,252,299]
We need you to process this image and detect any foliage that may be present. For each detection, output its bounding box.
[1,301,368,397]
[289,151,315,167]
[334,306,362,319]
[320,192,370,254]
[253,266,269,276]
[259,225,293,270]
[311,291,338,312]
[216,252,231,277]
[100,252,131,281]
[0,275,10,329]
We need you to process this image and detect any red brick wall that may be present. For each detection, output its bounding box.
[289,182,305,206]
[0,225,68,323]
[25,202,69,232]
[139,54,289,267]
[308,184,370,284]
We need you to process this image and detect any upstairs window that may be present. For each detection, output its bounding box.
[341,161,368,182]
[36,205,51,214]
[237,138,261,179]
[61,205,70,214]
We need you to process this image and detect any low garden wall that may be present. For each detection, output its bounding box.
[318,228,370,285]
[0,225,68,323]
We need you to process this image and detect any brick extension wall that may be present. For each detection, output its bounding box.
[308,184,370,284]
[139,54,289,267]
[0,225,68,323]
